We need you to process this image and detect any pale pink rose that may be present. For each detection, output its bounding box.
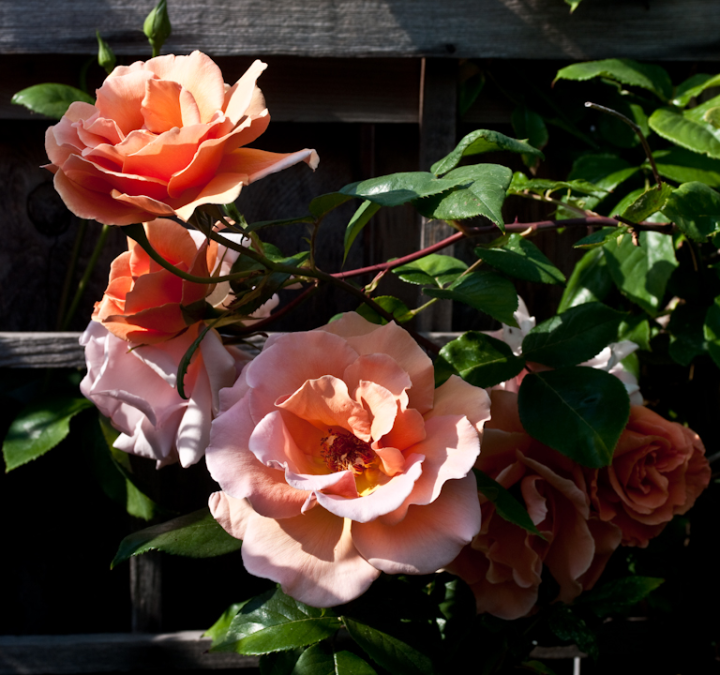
[588,405,711,547]
[206,313,490,607]
[80,320,249,468]
[45,52,319,225]
[447,390,621,620]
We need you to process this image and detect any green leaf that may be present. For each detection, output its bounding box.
[558,246,614,312]
[416,164,512,228]
[621,184,673,223]
[673,73,720,108]
[205,602,249,647]
[664,182,720,241]
[11,83,94,119]
[431,129,543,176]
[546,605,598,661]
[508,172,606,198]
[143,0,172,57]
[574,226,630,249]
[668,303,707,366]
[393,254,467,288]
[356,296,412,325]
[518,367,630,468]
[344,200,381,263]
[423,270,518,326]
[261,650,304,675]
[568,154,638,191]
[343,618,435,675]
[214,588,341,655]
[521,303,625,368]
[473,469,542,536]
[246,215,315,232]
[554,59,672,101]
[439,332,525,389]
[565,0,583,11]
[96,31,116,74]
[474,234,566,285]
[339,172,456,207]
[111,508,242,568]
[577,576,664,616]
[291,643,378,675]
[511,105,548,168]
[618,315,652,352]
[3,395,93,471]
[603,231,678,315]
[309,192,353,218]
[703,295,720,368]
[704,107,720,129]
[649,107,720,159]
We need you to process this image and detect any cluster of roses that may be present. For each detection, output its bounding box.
[50,50,711,617]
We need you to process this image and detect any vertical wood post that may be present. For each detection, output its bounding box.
[130,553,162,633]
[418,58,458,332]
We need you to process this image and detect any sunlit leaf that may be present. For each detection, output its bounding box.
[474,234,566,285]
[664,181,720,241]
[11,83,94,119]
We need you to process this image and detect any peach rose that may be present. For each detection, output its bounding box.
[206,313,490,607]
[80,320,249,468]
[447,390,621,619]
[45,52,319,225]
[588,405,711,547]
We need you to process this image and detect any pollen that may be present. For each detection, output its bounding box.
[320,428,377,475]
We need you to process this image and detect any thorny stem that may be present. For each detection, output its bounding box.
[585,101,663,188]
[514,190,592,218]
[60,223,111,330]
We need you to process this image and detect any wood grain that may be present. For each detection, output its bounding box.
[1,0,718,60]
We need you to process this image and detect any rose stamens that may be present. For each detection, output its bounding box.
[320,428,377,476]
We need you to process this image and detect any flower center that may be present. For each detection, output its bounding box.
[320,428,377,475]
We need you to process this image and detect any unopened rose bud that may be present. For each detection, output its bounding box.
[143,0,172,57]
[96,31,116,74]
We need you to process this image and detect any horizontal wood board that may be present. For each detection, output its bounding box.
[1,0,720,60]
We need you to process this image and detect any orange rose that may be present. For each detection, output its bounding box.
[45,52,319,225]
[93,218,218,343]
[588,405,711,547]
[447,390,621,619]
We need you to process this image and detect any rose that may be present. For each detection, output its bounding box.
[206,312,490,607]
[588,405,711,547]
[45,52,319,225]
[446,390,621,619]
[80,320,248,467]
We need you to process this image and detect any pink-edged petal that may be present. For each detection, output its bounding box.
[353,381,399,442]
[223,60,268,124]
[379,406,426,451]
[382,415,480,525]
[343,353,412,403]
[175,358,212,468]
[353,473,481,575]
[221,147,320,183]
[160,51,226,123]
[426,375,491,433]
[199,328,243,414]
[249,410,319,475]
[236,499,380,607]
[374,446,406,476]
[95,70,155,136]
[315,454,424,522]
[284,466,358,499]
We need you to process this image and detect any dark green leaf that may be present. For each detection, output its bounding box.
[508,172,606,197]
[423,270,518,326]
[673,73,720,108]
[668,303,707,366]
[437,578,476,643]
[547,605,598,661]
[604,231,678,315]
[393,254,467,288]
[339,172,455,207]
[568,154,638,191]
[650,147,720,187]
[473,469,542,536]
[343,618,435,675]
[214,588,341,655]
[431,129,543,176]
[558,246,614,312]
[309,192,353,218]
[577,576,664,616]
[11,83,94,119]
[356,296,412,325]
[518,367,630,468]
[621,184,673,223]
[439,332,525,389]
[574,227,630,249]
[511,105,548,168]
[704,295,720,368]
[522,303,624,368]
[246,215,315,232]
[291,643,378,675]
[111,508,242,568]
[649,107,720,159]
[344,200,381,263]
[3,395,93,471]
[205,602,248,647]
[554,59,672,101]
[618,315,652,352]
[474,234,566,285]
[417,164,512,227]
[261,650,304,675]
[664,181,720,241]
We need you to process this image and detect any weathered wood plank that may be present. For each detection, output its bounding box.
[0,631,258,673]
[1,0,719,60]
